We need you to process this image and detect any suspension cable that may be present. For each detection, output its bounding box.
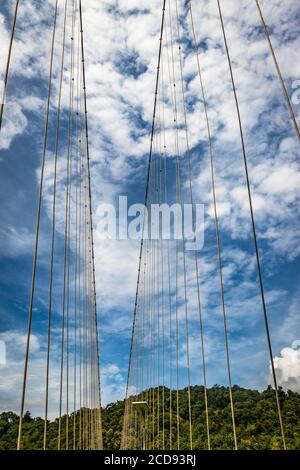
[17,0,59,450]
[174,0,211,449]
[217,0,286,449]
[166,0,193,450]
[255,0,300,142]
[79,0,103,449]
[122,0,167,450]
[43,0,68,451]
[0,0,20,131]
[187,2,211,449]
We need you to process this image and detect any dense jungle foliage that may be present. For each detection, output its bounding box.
[1,385,300,450]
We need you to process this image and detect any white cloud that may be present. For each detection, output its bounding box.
[0,225,34,257]
[0,328,119,415]
[273,347,300,392]
[101,363,126,405]
[95,239,140,310]
[260,165,300,196]
[0,102,27,149]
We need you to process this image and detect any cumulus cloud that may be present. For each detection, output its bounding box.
[0,102,27,150]
[101,363,127,405]
[0,330,44,415]
[0,328,122,416]
[273,347,300,392]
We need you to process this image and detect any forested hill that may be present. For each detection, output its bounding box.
[1,385,300,450]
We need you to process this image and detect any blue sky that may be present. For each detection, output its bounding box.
[0,0,300,418]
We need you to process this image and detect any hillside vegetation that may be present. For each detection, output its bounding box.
[1,386,300,450]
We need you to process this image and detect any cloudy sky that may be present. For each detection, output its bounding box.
[0,0,300,419]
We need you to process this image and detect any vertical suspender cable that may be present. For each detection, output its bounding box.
[17,0,59,451]
[217,0,286,449]
[122,0,166,450]
[65,1,77,449]
[0,0,20,131]
[43,0,68,451]
[255,0,300,142]
[188,1,212,450]
[187,0,238,450]
[166,0,193,449]
[78,83,83,450]
[79,0,103,449]
[174,0,211,449]
[159,59,166,450]
[58,0,76,449]
[155,81,161,449]
[74,1,81,448]
[162,17,174,450]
